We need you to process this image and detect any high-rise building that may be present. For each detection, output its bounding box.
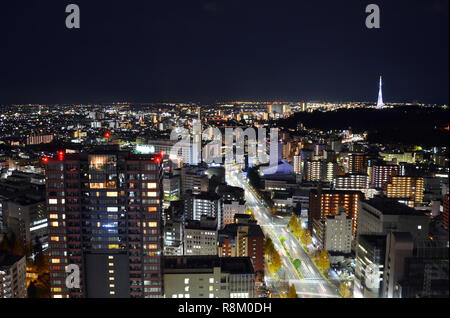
[309,187,362,238]
[5,197,47,250]
[348,153,371,174]
[185,192,222,229]
[323,210,353,255]
[304,160,337,183]
[354,234,387,298]
[45,149,163,298]
[357,197,429,240]
[293,155,302,175]
[304,160,321,182]
[371,164,399,189]
[392,236,449,298]
[333,174,369,193]
[385,176,424,205]
[0,252,27,298]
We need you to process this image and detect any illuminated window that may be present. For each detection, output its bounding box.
[107,192,118,197]
[49,199,58,205]
[108,244,119,249]
[51,258,60,264]
[147,207,157,212]
[51,221,59,227]
[147,192,157,197]
[147,183,157,189]
[49,214,58,219]
[51,236,59,242]
[90,183,106,189]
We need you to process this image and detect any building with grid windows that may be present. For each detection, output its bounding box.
[44,148,163,298]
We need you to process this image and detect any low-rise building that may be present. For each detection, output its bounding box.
[163,256,255,298]
[184,217,218,256]
[357,197,429,240]
[222,200,246,228]
[218,215,265,281]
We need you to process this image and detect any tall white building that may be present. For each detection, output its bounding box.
[324,210,353,254]
[293,155,302,175]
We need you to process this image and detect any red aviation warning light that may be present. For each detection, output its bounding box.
[42,157,49,163]
[104,132,111,138]
[154,154,162,164]
[58,151,65,161]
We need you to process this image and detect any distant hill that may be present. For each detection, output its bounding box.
[275,107,449,147]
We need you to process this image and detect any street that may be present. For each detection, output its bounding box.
[226,167,339,298]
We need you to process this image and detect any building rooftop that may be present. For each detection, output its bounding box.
[163,256,254,274]
[185,216,217,230]
[362,197,428,216]
[219,221,265,239]
[0,251,24,268]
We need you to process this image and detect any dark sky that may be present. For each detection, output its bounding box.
[0,0,448,104]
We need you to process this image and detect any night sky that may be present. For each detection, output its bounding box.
[0,0,448,104]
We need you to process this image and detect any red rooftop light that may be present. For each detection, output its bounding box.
[58,151,65,160]
[42,157,49,163]
[104,132,111,138]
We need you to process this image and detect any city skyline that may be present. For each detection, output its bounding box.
[0,0,448,305]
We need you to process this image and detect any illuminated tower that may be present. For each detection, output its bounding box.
[377,76,384,110]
